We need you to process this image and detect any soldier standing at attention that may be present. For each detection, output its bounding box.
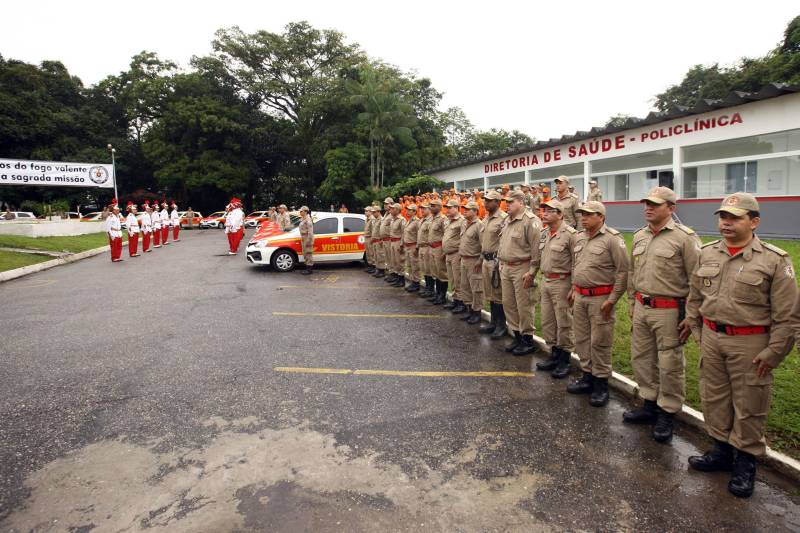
[170,201,181,242]
[370,204,386,278]
[428,198,449,305]
[533,199,578,378]
[125,202,141,258]
[442,199,466,314]
[417,203,434,298]
[683,193,798,498]
[389,203,406,288]
[380,198,396,283]
[498,190,542,356]
[151,200,162,248]
[106,200,123,262]
[160,200,170,245]
[459,200,484,325]
[624,187,701,443]
[555,176,581,228]
[568,201,629,406]
[363,206,375,273]
[479,190,509,339]
[298,206,314,275]
[587,180,603,202]
[403,203,421,292]
[276,205,291,232]
[140,201,153,253]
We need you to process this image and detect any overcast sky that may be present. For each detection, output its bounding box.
[3,1,797,141]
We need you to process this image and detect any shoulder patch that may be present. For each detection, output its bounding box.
[606,227,620,235]
[701,239,720,248]
[523,211,534,218]
[566,225,577,233]
[763,242,789,256]
[677,224,696,235]
[633,226,647,235]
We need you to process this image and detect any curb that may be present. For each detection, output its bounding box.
[469,299,800,482]
[0,242,126,283]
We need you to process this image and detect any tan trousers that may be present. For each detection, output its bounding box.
[631,301,685,413]
[365,240,374,265]
[460,257,483,311]
[540,277,573,350]
[482,258,502,303]
[418,246,429,277]
[500,261,535,335]
[390,241,403,275]
[375,240,386,270]
[572,292,614,378]
[301,236,314,266]
[431,247,447,281]
[405,246,420,282]
[446,253,462,300]
[699,327,772,456]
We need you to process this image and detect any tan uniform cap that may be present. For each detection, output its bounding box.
[406,203,417,211]
[465,201,479,210]
[715,192,760,216]
[384,197,394,204]
[445,199,460,208]
[576,200,606,215]
[554,175,570,184]
[484,190,502,200]
[508,190,526,202]
[420,202,430,208]
[641,186,677,204]
[390,203,400,209]
[299,206,309,212]
[542,199,564,211]
[429,198,443,206]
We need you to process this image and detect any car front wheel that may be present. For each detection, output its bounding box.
[270,249,296,272]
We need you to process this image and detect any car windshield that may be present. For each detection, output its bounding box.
[208,212,224,218]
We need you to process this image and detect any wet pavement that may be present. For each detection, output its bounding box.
[1,229,798,532]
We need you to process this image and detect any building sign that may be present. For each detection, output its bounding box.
[0,158,114,188]
[483,112,744,174]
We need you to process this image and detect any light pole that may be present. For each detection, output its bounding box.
[107,144,118,201]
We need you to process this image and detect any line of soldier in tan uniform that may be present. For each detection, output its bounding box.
[359,182,798,499]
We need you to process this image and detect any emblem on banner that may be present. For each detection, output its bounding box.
[88,166,109,185]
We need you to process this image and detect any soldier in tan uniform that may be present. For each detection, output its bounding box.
[683,192,798,498]
[530,185,542,212]
[276,204,291,232]
[459,201,484,324]
[402,203,421,292]
[417,203,434,298]
[624,187,701,443]
[363,207,376,274]
[479,190,509,339]
[554,176,581,228]
[498,190,542,356]
[533,198,578,379]
[298,206,314,275]
[379,197,395,282]
[568,201,629,406]
[371,203,387,278]
[388,203,406,287]
[428,198,449,305]
[587,180,603,202]
[443,199,466,314]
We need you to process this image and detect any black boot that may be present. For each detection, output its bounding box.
[302,265,313,275]
[551,347,572,379]
[385,272,397,283]
[504,331,522,353]
[427,278,440,301]
[652,408,675,443]
[479,302,498,334]
[443,297,457,310]
[459,307,473,320]
[466,310,481,325]
[589,377,609,407]
[689,439,734,472]
[536,347,560,371]
[512,334,538,356]
[405,281,420,292]
[393,275,405,287]
[373,269,385,278]
[623,399,658,425]
[451,300,467,314]
[432,281,447,305]
[419,276,432,297]
[567,372,593,394]
[728,451,757,498]
[490,305,508,340]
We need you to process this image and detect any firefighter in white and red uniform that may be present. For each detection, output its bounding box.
[106,199,123,262]
[140,201,153,252]
[125,201,141,257]
[151,201,162,248]
[170,200,181,241]
[160,200,170,245]
[225,198,245,255]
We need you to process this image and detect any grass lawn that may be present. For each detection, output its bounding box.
[0,232,114,254]
[534,233,800,459]
[0,250,54,272]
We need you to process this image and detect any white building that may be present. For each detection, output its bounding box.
[428,84,800,238]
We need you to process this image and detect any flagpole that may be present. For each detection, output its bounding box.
[108,144,118,200]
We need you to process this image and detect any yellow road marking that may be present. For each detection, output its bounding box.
[274,367,534,378]
[279,285,396,290]
[273,312,444,319]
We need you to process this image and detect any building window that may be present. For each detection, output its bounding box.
[591,149,672,173]
[683,128,800,163]
[487,172,524,187]
[725,161,758,193]
[592,174,629,201]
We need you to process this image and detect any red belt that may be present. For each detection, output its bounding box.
[404,242,417,247]
[430,241,442,248]
[703,318,769,336]
[382,237,391,242]
[388,237,401,242]
[544,272,570,279]
[635,292,681,309]
[371,239,380,243]
[574,284,614,296]
[501,257,531,267]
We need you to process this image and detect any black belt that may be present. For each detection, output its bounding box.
[482,252,497,260]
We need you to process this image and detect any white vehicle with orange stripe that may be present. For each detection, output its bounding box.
[245,212,367,271]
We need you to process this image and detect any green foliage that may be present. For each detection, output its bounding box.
[382,173,446,199]
[19,200,42,216]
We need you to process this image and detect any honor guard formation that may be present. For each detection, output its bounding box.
[105,198,183,262]
[360,178,800,500]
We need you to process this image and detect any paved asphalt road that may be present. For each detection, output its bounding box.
[1,229,798,532]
